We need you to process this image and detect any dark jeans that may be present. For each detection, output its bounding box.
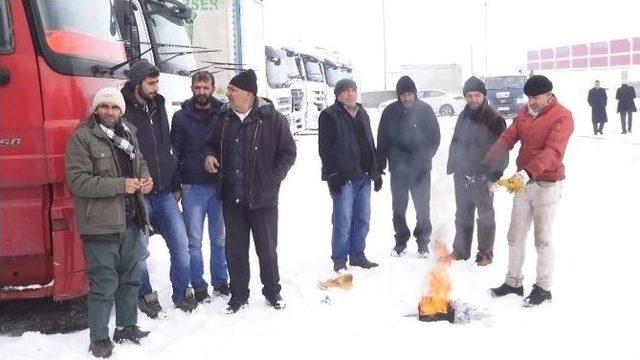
[620,111,633,133]
[223,202,280,303]
[390,171,432,248]
[451,174,496,260]
[83,225,142,341]
[592,122,604,135]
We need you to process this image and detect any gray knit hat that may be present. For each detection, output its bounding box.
[127,60,159,87]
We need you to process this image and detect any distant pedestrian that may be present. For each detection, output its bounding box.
[615,83,636,134]
[587,80,607,135]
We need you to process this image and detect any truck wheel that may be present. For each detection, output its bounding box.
[439,104,454,116]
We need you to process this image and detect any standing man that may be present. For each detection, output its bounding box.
[447,76,507,266]
[615,83,636,134]
[66,88,151,357]
[121,60,197,316]
[171,71,229,302]
[319,78,382,272]
[204,69,296,313]
[480,75,573,306]
[376,76,440,257]
[587,80,607,135]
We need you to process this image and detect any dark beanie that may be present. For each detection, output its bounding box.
[229,69,258,95]
[395,76,417,97]
[334,78,357,97]
[127,60,159,87]
[463,76,487,96]
[524,75,553,96]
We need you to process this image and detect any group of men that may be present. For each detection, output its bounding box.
[587,80,636,135]
[66,61,295,358]
[65,59,573,358]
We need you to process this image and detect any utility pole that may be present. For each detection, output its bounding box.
[382,0,387,91]
[484,1,488,74]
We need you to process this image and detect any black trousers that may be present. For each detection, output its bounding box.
[223,202,280,303]
[451,174,496,260]
[620,111,633,133]
[390,170,432,247]
[592,122,605,135]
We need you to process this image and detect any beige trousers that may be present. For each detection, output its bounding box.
[504,181,563,290]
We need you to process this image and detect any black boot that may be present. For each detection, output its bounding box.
[266,294,286,310]
[113,325,149,345]
[175,288,198,312]
[350,256,379,269]
[333,259,347,273]
[490,283,524,297]
[523,284,552,307]
[89,338,114,358]
[138,291,162,319]
[193,285,211,303]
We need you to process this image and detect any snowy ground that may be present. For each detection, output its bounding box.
[2,97,640,360]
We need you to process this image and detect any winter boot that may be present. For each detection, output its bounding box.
[138,291,162,319]
[391,243,407,257]
[350,256,379,269]
[213,283,231,297]
[417,242,429,258]
[523,284,552,307]
[333,259,348,273]
[193,285,211,303]
[175,288,198,312]
[475,252,492,266]
[89,338,113,358]
[490,283,524,297]
[225,299,248,314]
[113,325,150,345]
[266,294,286,310]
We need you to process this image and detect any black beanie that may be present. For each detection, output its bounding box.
[127,60,159,87]
[334,78,357,97]
[524,75,553,96]
[463,76,487,96]
[229,69,258,95]
[395,76,417,97]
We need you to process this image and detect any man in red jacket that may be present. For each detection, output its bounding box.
[480,75,573,307]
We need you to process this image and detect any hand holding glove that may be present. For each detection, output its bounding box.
[328,174,346,195]
[497,169,530,194]
[373,176,383,192]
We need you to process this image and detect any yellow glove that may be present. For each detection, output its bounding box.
[497,170,530,194]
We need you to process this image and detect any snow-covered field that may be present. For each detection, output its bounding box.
[2,94,640,360]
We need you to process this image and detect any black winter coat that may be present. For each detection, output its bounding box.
[171,97,225,185]
[204,97,296,209]
[616,84,637,113]
[318,102,380,181]
[376,99,440,175]
[447,101,507,181]
[588,87,608,123]
[121,84,179,192]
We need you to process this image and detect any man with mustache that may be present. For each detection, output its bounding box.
[171,71,229,303]
[122,60,197,317]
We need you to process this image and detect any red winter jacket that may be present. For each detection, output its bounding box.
[483,96,574,181]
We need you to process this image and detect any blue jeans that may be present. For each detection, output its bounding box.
[181,184,228,288]
[329,177,371,263]
[138,191,191,304]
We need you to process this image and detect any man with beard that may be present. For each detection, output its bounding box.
[319,78,382,272]
[121,60,197,317]
[447,76,507,266]
[376,76,440,257]
[204,69,296,313]
[171,71,229,302]
[66,88,151,357]
[587,80,607,135]
[480,75,574,307]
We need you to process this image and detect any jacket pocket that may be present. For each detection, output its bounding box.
[90,146,116,176]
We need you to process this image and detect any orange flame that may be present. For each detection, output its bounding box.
[419,241,452,316]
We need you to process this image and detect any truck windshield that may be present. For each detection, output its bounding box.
[265,49,288,88]
[304,59,323,82]
[486,76,526,89]
[323,63,343,87]
[144,1,196,75]
[341,67,353,79]
[284,55,302,80]
[35,0,127,65]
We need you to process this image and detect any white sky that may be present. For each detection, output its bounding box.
[263,0,640,91]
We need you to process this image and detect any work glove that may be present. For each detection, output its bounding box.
[497,169,530,194]
[373,176,383,192]
[328,174,346,195]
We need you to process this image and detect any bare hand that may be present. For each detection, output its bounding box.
[173,190,182,202]
[140,177,153,194]
[125,178,141,194]
[204,155,220,173]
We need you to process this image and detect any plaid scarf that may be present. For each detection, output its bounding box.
[98,120,136,160]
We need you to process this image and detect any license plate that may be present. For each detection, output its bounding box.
[496,91,510,99]
[498,106,509,111]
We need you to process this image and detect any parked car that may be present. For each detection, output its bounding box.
[378,90,465,116]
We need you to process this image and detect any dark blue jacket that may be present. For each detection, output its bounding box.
[171,97,225,185]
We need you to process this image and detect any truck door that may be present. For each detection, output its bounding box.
[0,0,52,299]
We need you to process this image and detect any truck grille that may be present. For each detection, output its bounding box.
[277,96,292,115]
[291,89,303,111]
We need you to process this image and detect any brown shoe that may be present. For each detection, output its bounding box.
[475,253,492,266]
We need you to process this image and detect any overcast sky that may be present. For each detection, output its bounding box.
[263,0,640,91]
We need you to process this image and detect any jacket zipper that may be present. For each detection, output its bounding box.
[142,104,163,190]
[249,116,261,208]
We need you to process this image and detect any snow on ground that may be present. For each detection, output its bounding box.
[2,97,640,360]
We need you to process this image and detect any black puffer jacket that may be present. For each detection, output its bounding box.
[204,97,296,209]
[376,99,440,175]
[318,102,381,181]
[121,84,179,192]
[447,101,507,181]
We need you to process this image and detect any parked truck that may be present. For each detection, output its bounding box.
[0,0,196,301]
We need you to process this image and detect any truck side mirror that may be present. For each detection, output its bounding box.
[0,66,10,86]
